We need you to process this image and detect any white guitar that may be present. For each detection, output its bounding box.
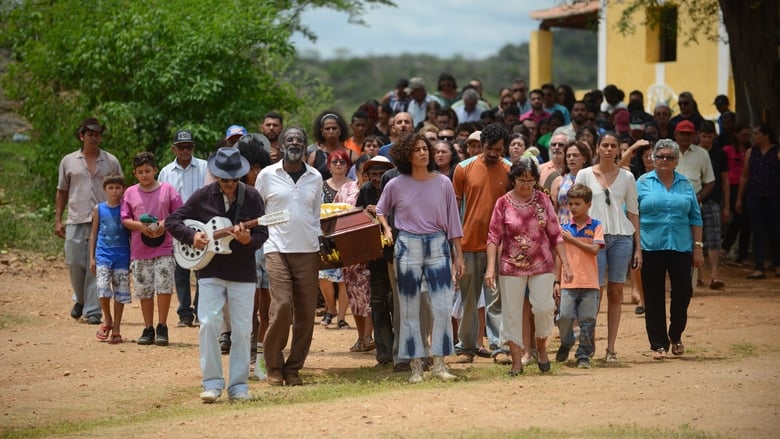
[174,209,290,270]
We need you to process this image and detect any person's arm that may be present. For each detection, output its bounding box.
[550,175,563,211]
[697,181,715,203]
[720,170,731,222]
[88,205,100,275]
[55,189,68,239]
[561,229,600,254]
[377,214,393,246]
[554,241,573,283]
[618,139,649,168]
[484,242,499,292]
[627,211,642,269]
[450,237,464,279]
[735,148,752,214]
[692,225,704,268]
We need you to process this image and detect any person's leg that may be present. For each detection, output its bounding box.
[198,277,227,392]
[527,273,556,365]
[667,251,693,346]
[641,251,671,352]
[226,281,254,396]
[483,255,502,350]
[263,252,293,375]
[95,265,113,328]
[368,258,394,364]
[284,252,321,375]
[395,233,425,360]
[335,281,349,325]
[574,289,599,360]
[66,224,100,320]
[498,275,526,373]
[457,252,483,355]
[746,196,767,274]
[174,265,194,323]
[701,201,723,286]
[258,287,270,341]
[521,290,537,364]
[318,277,336,325]
[604,235,633,356]
[112,268,131,339]
[389,260,403,366]
[423,233,454,357]
[556,288,576,361]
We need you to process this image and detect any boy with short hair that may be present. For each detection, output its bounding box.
[89,174,131,344]
[554,183,604,369]
[121,152,183,346]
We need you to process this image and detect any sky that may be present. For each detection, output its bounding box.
[290,0,560,60]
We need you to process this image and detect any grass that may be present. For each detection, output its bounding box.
[0,141,61,255]
[729,343,756,358]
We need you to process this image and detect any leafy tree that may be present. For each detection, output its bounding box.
[0,0,393,193]
[609,0,778,138]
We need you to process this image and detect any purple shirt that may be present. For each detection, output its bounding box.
[121,182,182,260]
[376,173,463,240]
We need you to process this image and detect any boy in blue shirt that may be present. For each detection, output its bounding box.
[89,175,131,344]
[554,184,604,368]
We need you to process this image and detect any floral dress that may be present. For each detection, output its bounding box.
[334,180,371,317]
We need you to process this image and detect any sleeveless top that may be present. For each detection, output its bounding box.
[746,144,780,198]
[322,181,339,203]
[95,203,130,267]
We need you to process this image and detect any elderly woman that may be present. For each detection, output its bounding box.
[433,139,460,179]
[484,157,572,376]
[376,133,465,384]
[637,139,703,359]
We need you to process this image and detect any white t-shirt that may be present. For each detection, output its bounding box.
[575,167,638,236]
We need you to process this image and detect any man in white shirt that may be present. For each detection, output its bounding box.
[406,77,441,127]
[158,129,208,327]
[255,127,322,387]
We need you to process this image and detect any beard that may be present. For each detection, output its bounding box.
[284,146,303,162]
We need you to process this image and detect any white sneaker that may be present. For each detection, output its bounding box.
[408,359,424,384]
[199,388,221,403]
[254,358,267,380]
[431,357,457,381]
[229,391,252,402]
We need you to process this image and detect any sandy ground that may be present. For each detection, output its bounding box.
[1,251,779,438]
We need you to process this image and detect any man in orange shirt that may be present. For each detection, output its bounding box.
[452,123,512,361]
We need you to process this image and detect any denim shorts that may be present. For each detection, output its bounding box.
[597,234,633,286]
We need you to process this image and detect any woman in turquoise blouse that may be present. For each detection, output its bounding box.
[637,139,703,360]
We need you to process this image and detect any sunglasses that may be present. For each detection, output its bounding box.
[549,142,567,148]
[604,188,611,206]
[655,154,677,161]
[438,135,454,141]
[330,159,348,166]
[219,178,239,183]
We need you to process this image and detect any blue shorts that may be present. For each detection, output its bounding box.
[597,234,633,286]
[255,248,269,289]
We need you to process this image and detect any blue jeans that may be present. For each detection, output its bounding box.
[65,223,100,319]
[597,234,633,286]
[395,231,454,359]
[558,288,599,359]
[197,277,254,396]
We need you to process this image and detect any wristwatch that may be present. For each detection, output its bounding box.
[694,241,704,248]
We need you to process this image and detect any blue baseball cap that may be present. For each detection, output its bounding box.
[225,125,247,140]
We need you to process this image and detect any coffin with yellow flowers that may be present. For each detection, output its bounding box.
[319,203,383,268]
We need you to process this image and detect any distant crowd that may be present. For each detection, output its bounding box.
[55,73,779,402]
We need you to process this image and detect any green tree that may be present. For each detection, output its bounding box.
[0,0,393,193]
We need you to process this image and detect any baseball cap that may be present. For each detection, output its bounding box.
[629,112,646,131]
[675,120,696,133]
[408,77,425,90]
[466,131,482,146]
[225,125,247,140]
[614,109,630,132]
[173,129,194,145]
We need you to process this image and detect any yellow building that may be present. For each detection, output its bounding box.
[529,1,732,119]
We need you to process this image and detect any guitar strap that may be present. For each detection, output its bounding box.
[233,182,245,225]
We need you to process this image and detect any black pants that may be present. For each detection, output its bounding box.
[641,250,693,351]
[368,258,394,363]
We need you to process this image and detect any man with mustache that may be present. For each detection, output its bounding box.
[255,127,323,386]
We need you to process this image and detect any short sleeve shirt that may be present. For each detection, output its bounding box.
[57,149,122,224]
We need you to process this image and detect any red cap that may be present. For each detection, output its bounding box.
[675,120,696,133]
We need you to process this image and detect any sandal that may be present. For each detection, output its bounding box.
[491,349,512,365]
[320,312,333,327]
[108,334,123,344]
[476,348,492,358]
[709,279,725,290]
[349,339,363,352]
[95,325,112,341]
[337,319,350,329]
[671,341,685,356]
[652,347,666,360]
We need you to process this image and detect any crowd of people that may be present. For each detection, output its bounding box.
[55,74,779,402]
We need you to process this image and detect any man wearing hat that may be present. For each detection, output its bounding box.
[355,155,396,366]
[55,117,122,325]
[158,129,208,327]
[224,124,248,147]
[675,120,716,204]
[166,147,268,402]
[255,127,323,387]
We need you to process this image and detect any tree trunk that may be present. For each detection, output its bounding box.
[719,0,779,139]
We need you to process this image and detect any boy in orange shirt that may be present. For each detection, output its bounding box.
[554,184,605,369]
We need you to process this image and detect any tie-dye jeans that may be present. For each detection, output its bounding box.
[395,230,455,359]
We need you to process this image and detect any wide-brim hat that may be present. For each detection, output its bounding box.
[207,147,250,179]
[365,155,395,171]
[75,117,105,140]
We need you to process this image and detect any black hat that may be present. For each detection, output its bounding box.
[629,112,646,130]
[207,147,250,179]
[75,117,105,140]
[173,130,195,145]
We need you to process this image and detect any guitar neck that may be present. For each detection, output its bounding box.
[212,219,258,240]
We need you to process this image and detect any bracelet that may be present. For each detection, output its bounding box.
[694,241,704,248]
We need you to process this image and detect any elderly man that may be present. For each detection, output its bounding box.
[454,89,484,123]
[406,77,441,127]
[378,112,414,159]
[255,127,322,387]
[56,117,122,325]
[539,131,569,190]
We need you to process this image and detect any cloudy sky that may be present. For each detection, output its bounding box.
[290,0,559,59]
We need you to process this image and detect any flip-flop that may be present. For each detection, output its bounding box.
[95,325,112,341]
[491,349,512,365]
[476,348,492,358]
[709,279,725,289]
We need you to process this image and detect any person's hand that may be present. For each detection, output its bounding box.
[735,199,743,214]
[553,282,561,304]
[453,255,465,280]
[561,266,573,283]
[693,248,704,268]
[561,229,574,242]
[484,269,496,292]
[722,205,731,222]
[192,231,209,250]
[54,222,65,239]
[142,222,164,238]
[366,205,377,217]
[228,224,251,245]
[89,259,96,276]
[632,250,643,270]
[382,228,394,246]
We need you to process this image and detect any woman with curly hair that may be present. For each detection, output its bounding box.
[376,133,465,384]
[306,110,355,180]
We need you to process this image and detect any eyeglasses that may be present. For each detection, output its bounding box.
[549,142,567,148]
[438,135,454,141]
[330,159,347,166]
[512,88,526,92]
[655,154,677,161]
[604,188,611,206]
[219,178,239,183]
[175,143,195,150]
[514,178,536,186]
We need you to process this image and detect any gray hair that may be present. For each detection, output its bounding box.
[653,138,680,159]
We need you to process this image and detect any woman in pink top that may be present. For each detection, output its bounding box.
[485,157,572,376]
[721,124,751,264]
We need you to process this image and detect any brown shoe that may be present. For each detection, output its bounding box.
[284,371,303,386]
[266,368,284,386]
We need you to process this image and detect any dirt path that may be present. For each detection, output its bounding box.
[1,251,778,438]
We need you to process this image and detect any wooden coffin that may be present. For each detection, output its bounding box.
[319,207,382,269]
